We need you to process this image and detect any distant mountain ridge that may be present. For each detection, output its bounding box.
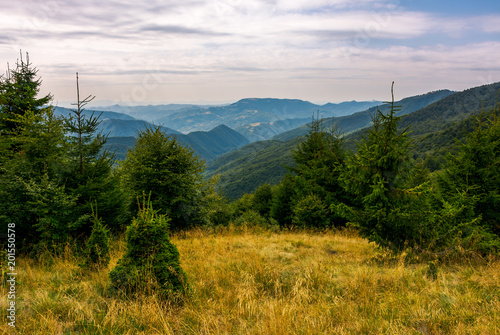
[54,107,180,137]
[157,98,382,142]
[93,104,211,123]
[95,98,381,142]
[54,106,135,121]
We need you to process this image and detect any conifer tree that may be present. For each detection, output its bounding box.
[252,183,273,218]
[336,83,413,250]
[0,54,68,249]
[62,73,127,233]
[82,204,110,268]
[0,52,52,133]
[121,125,205,230]
[109,196,187,300]
[270,175,296,227]
[438,107,500,236]
[289,113,348,226]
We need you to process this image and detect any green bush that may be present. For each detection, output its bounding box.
[109,197,188,301]
[233,209,268,227]
[82,208,110,268]
[292,194,329,228]
[251,183,273,218]
[270,175,295,227]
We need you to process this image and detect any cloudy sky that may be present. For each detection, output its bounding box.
[1,0,499,106]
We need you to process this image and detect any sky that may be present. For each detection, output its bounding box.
[1,0,499,106]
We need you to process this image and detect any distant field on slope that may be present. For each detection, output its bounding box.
[3,228,499,334]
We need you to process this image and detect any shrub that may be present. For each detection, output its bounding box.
[270,175,295,227]
[233,209,268,227]
[252,183,273,218]
[292,194,330,228]
[82,207,110,268]
[109,196,188,301]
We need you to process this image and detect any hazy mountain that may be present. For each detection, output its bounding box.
[54,106,181,137]
[104,124,249,162]
[93,104,211,123]
[54,106,135,121]
[273,90,454,142]
[98,119,180,137]
[153,98,380,142]
[320,100,382,117]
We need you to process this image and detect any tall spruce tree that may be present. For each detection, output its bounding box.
[0,54,73,251]
[336,83,413,250]
[62,73,127,233]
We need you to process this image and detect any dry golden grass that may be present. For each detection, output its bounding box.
[1,227,500,334]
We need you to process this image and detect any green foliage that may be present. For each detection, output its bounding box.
[196,175,232,227]
[270,175,296,227]
[252,183,273,218]
[121,125,205,230]
[0,57,126,252]
[292,193,329,228]
[82,206,110,268]
[0,107,70,250]
[0,52,52,133]
[233,209,269,228]
[437,111,500,237]
[229,193,254,217]
[337,84,415,251]
[109,197,188,300]
[2,107,66,178]
[61,75,128,234]
[206,137,300,199]
[24,175,85,254]
[407,188,500,255]
[335,85,500,255]
[289,114,348,226]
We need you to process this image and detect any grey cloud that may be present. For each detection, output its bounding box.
[223,66,271,72]
[16,28,129,41]
[295,29,362,40]
[139,24,231,37]
[94,69,205,76]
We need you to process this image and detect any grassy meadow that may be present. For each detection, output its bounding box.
[1,227,500,334]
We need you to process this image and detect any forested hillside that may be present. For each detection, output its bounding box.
[205,137,302,198]
[208,88,456,198]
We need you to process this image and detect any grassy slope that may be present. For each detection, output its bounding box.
[2,229,499,334]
